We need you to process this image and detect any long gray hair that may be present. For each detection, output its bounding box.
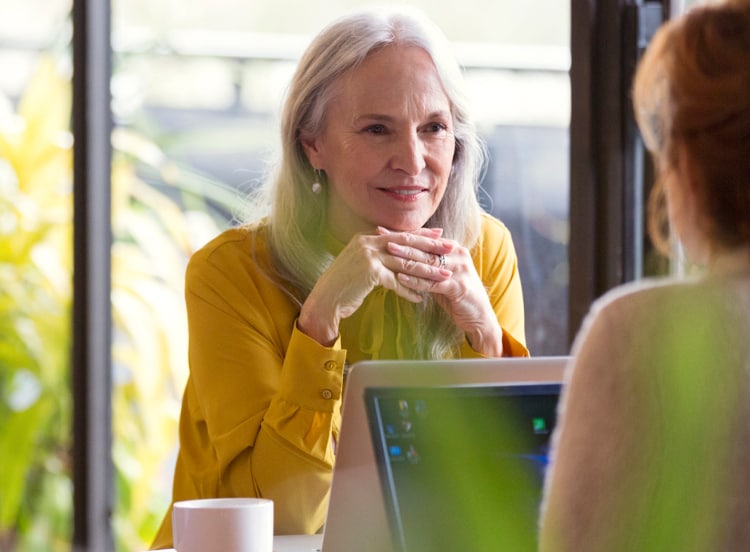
[248,7,488,358]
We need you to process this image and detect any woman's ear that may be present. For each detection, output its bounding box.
[301,137,324,171]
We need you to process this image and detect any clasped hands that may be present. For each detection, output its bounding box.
[297,227,504,356]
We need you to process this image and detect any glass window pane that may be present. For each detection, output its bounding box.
[0,1,74,550]
[111,1,569,549]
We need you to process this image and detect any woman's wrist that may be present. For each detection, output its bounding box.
[465,325,505,357]
[298,301,340,347]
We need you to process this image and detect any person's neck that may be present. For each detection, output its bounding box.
[707,245,750,277]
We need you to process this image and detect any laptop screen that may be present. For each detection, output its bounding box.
[365,383,561,552]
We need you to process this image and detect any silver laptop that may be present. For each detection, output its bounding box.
[320,357,568,552]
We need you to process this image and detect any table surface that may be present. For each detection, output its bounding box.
[159,533,323,552]
[273,534,323,551]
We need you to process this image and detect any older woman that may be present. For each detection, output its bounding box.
[151,7,528,549]
[539,1,750,550]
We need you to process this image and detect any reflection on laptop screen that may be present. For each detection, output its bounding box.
[365,384,561,552]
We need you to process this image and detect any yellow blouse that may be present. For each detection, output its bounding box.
[151,212,528,549]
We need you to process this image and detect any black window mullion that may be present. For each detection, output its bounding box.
[71,0,114,549]
[568,0,667,344]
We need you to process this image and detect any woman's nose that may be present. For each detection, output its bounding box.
[389,133,426,175]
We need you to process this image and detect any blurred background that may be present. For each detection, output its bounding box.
[0,0,569,549]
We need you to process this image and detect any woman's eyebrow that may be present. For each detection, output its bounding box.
[353,110,451,123]
[353,113,395,123]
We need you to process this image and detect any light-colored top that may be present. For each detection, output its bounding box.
[539,255,750,551]
[151,213,528,549]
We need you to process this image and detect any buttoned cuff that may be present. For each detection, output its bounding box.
[278,322,348,412]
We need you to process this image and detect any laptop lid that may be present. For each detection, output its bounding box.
[365,382,561,552]
[320,357,568,552]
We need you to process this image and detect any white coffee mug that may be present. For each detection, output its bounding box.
[172,497,274,552]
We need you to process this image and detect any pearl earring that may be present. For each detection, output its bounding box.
[312,169,323,194]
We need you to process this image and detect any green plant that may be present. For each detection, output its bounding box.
[0,52,233,551]
[0,56,74,552]
[108,127,225,550]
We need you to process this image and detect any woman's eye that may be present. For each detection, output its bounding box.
[365,124,386,134]
[424,122,448,133]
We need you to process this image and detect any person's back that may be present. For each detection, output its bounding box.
[540,269,750,551]
[539,0,750,549]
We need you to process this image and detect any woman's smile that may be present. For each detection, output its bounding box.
[379,185,429,199]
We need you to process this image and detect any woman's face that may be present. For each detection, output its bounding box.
[302,44,456,242]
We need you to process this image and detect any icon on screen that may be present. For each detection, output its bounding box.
[532,417,549,434]
[406,445,420,464]
[398,400,410,418]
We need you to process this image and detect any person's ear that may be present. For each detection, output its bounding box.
[301,137,325,171]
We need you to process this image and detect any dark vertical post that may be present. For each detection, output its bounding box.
[568,0,600,343]
[71,0,113,549]
[568,0,666,344]
[569,0,628,342]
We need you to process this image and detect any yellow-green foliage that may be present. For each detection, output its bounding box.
[0,54,222,551]
[0,55,74,552]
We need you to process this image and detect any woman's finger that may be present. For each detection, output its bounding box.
[376,226,443,238]
[385,241,442,267]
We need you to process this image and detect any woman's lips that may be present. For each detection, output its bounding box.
[379,186,427,200]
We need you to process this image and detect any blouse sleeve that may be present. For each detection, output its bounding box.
[177,232,346,535]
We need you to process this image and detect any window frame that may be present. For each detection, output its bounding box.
[71,0,114,549]
[568,0,668,343]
